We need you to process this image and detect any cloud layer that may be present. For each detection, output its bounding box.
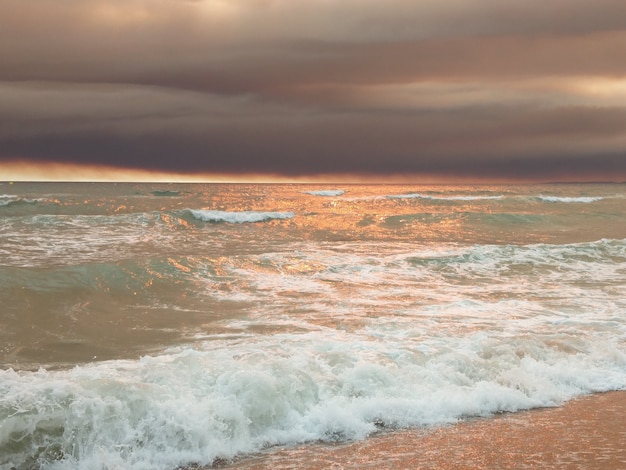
[1,0,626,180]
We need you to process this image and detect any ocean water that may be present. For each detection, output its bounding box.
[1,182,625,469]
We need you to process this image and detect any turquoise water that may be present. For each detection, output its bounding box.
[1,183,625,469]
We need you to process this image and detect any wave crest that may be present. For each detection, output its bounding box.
[187,210,295,224]
[0,195,46,207]
[388,193,503,201]
[304,190,345,197]
[537,196,604,203]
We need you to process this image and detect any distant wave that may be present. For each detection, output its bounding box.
[381,211,547,229]
[388,193,605,204]
[304,190,345,197]
[0,194,17,206]
[537,196,604,203]
[0,194,46,207]
[151,190,181,197]
[187,209,295,223]
[387,193,504,201]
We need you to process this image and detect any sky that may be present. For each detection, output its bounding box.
[1,0,626,182]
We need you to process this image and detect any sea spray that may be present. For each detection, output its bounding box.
[1,328,624,469]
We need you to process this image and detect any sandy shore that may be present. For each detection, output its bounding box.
[211,391,626,469]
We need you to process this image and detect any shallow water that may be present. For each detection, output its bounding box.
[1,182,625,469]
[222,392,626,469]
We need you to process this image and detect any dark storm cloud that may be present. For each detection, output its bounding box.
[1,0,626,180]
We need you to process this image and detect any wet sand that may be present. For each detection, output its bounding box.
[215,391,626,469]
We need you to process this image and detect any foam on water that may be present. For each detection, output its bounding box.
[2,238,625,469]
[0,194,46,207]
[0,212,167,267]
[1,325,624,470]
[303,190,345,197]
[187,210,295,224]
[0,194,17,204]
[387,193,504,201]
[537,196,604,203]
[200,239,626,327]
[387,193,609,204]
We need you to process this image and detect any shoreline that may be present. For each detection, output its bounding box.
[212,391,626,469]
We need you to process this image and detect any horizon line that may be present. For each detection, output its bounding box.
[1,161,624,185]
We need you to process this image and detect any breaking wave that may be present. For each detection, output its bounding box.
[304,190,345,197]
[536,196,604,203]
[387,193,504,201]
[1,328,624,469]
[0,194,47,207]
[387,194,609,204]
[186,209,295,224]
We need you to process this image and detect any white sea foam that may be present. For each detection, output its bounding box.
[200,239,626,327]
[0,212,172,267]
[304,190,345,197]
[537,196,604,203]
[0,194,48,203]
[388,193,504,201]
[1,325,624,470]
[188,210,295,223]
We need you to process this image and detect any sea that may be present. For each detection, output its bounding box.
[1,182,625,469]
